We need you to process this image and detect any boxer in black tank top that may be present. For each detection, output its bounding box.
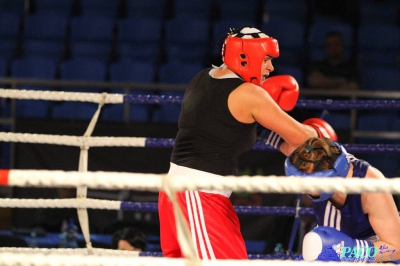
[171,67,256,176]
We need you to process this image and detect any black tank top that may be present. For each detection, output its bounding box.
[171,68,257,176]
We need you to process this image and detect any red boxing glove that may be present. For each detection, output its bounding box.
[303,118,338,141]
[261,75,299,111]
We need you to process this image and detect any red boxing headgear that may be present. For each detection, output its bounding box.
[222,26,279,85]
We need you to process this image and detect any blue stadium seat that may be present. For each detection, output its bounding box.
[153,61,202,123]
[360,0,398,26]
[110,60,155,84]
[118,43,159,63]
[69,15,114,63]
[166,45,207,64]
[0,40,17,60]
[33,0,73,17]
[273,65,304,87]
[158,61,203,84]
[10,56,58,118]
[23,13,69,42]
[117,17,162,62]
[70,41,111,61]
[11,56,57,80]
[358,24,399,69]
[60,58,107,90]
[265,0,307,22]
[360,67,400,91]
[23,40,64,61]
[0,0,25,14]
[357,111,397,131]
[359,24,399,51]
[0,12,21,59]
[218,0,259,22]
[262,19,305,48]
[358,49,399,69]
[53,58,108,120]
[70,14,114,43]
[261,18,305,66]
[324,111,351,130]
[173,0,212,19]
[0,12,21,40]
[22,14,68,60]
[52,100,100,121]
[126,0,165,19]
[118,17,162,44]
[164,16,210,63]
[80,0,119,17]
[0,57,7,77]
[106,60,156,122]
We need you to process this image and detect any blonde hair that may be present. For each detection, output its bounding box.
[289,137,341,174]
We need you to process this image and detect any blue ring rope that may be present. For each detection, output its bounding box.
[130,94,400,152]
[120,201,316,216]
[124,95,400,110]
[144,138,400,153]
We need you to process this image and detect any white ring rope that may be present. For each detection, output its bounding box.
[0,251,389,266]
[2,169,400,194]
[0,132,147,147]
[0,89,123,103]
[0,198,121,209]
[0,247,140,257]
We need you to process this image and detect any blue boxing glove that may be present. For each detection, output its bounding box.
[303,226,376,263]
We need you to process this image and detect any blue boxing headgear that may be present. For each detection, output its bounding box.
[284,141,351,202]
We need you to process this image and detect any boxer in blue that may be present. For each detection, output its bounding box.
[285,137,400,263]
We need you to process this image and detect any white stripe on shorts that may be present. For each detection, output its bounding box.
[185,190,216,260]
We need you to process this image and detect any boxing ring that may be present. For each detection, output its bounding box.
[0,88,399,266]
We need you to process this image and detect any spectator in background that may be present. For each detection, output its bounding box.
[306,31,359,91]
[111,227,146,251]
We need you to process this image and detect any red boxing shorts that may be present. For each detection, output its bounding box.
[158,164,248,259]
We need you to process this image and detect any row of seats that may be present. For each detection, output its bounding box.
[1,54,397,93]
[0,1,399,67]
[0,0,166,20]
[1,0,399,25]
[1,57,201,86]
[0,12,398,76]
[0,12,211,64]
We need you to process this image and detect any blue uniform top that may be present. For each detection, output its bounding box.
[312,154,376,240]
